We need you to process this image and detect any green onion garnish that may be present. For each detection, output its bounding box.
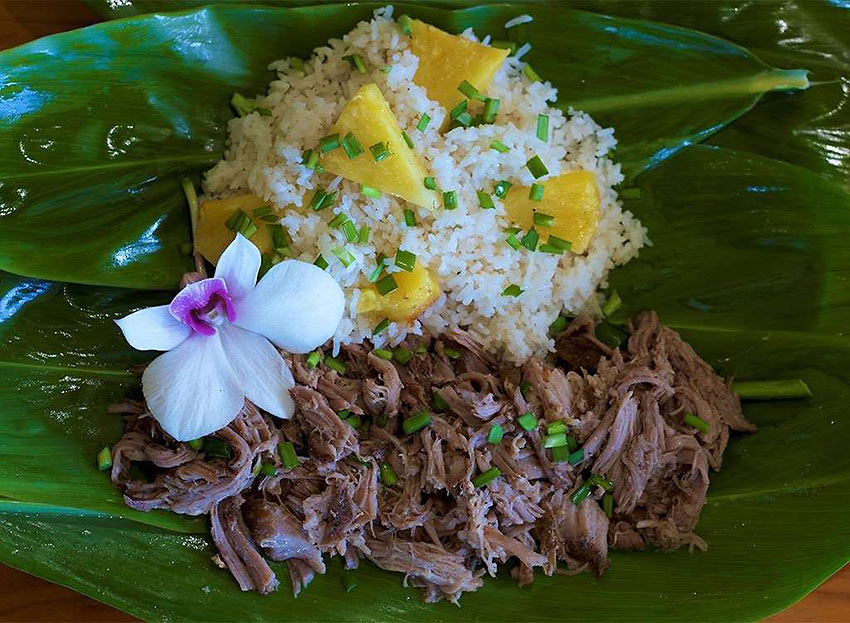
[368,254,387,283]
[547,235,572,251]
[373,317,390,335]
[259,463,276,477]
[342,53,367,74]
[342,132,364,159]
[566,435,578,452]
[328,212,348,228]
[477,191,495,210]
[521,227,539,251]
[278,442,300,469]
[398,14,413,35]
[401,130,414,149]
[550,316,568,334]
[374,348,393,360]
[443,347,462,359]
[536,114,549,142]
[490,140,510,153]
[596,321,627,349]
[454,112,473,127]
[494,180,512,198]
[547,421,567,435]
[491,40,517,53]
[96,446,112,471]
[414,344,427,355]
[488,424,504,445]
[684,413,710,433]
[450,100,468,120]
[506,233,521,250]
[522,63,542,82]
[393,348,413,365]
[443,190,458,210]
[416,113,431,132]
[230,92,256,117]
[347,415,362,429]
[602,290,622,317]
[375,274,398,296]
[203,437,231,459]
[472,466,501,488]
[567,448,585,465]
[483,97,500,123]
[379,462,398,485]
[543,432,567,448]
[187,439,203,451]
[570,483,593,505]
[358,226,370,244]
[319,133,341,152]
[306,351,323,368]
[395,249,416,272]
[733,379,812,400]
[538,243,563,254]
[402,411,432,435]
[303,149,319,170]
[551,445,569,463]
[253,205,272,217]
[603,493,613,518]
[341,220,359,243]
[621,187,642,200]
[526,155,549,178]
[332,246,355,267]
[423,176,437,190]
[310,188,327,210]
[403,209,417,226]
[432,390,449,411]
[313,254,329,270]
[529,184,545,202]
[458,80,486,101]
[587,474,615,491]
[518,412,538,431]
[533,211,553,227]
[502,284,523,297]
[324,356,347,374]
[370,141,391,162]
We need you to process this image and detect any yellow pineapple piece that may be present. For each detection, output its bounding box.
[504,171,601,254]
[322,83,437,209]
[196,194,278,264]
[358,264,441,322]
[410,19,509,112]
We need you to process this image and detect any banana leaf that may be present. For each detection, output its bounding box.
[0,3,809,289]
[0,1,848,621]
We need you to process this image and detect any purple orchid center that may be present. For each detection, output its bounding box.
[169,277,236,336]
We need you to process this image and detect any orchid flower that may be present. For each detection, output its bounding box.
[115,234,344,441]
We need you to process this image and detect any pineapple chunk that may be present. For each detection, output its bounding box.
[358,264,441,322]
[410,20,509,112]
[504,171,601,254]
[196,194,276,264]
[322,83,437,209]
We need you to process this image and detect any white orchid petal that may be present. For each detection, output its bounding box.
[218,324,295,419]
[142,333,244,441]
[115,305,191,351]
[233,259,344,354]
[214,233,261,301]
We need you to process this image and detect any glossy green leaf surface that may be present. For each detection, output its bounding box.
[0,3,807,288]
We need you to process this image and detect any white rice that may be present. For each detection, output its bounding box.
[203,7,646,363]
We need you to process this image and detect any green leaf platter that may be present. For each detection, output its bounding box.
[0,1,848,621]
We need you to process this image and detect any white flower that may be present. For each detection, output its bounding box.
[115,234,344,441]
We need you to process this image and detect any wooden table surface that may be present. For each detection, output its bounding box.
[0,1,847,621]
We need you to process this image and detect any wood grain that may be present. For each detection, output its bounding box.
[0,2,846,621]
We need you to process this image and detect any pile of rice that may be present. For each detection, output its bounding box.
[204,6,646,363]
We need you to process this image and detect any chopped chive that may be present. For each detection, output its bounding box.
[339,409,350,421]
[443,347,462,360]
[543,432,567,448]
[533,211,554,227]
[319,133,341,152]
[341,220,359,243]
[621,187,642,200]
[733,379,812,400]
[443,190,458,210]
[550,316,568,334]
[306,351,323,368]
[256,108,272,117]
[324,356,347,375]
[230,92,256,117]
[319,190,337,211]
[395,249,417,272]
[587,474,615,492]
[414,344,427,356]
[602,290,622,317]
[518,412,538,431]
[471,113,484,126]
[278,442,300,469]
[551,445,569,463]
[240,221,258,239]
[547,235,572,251]
[539,243,563,254]
[361,184,381,199]
[310,188,327,210]
[529,184,545,202]
[536,114,549,142]
[370,141,391,162]
[423,176,437,190]
[368,261,386,283]
[416,113,432,132]
[596,321,628,349]
[373,348,393,360]
[477,191,495,210]
[432,390,449,411]
[567,448,585,466]
[488,424,505,445]
[494,180,512,198]
[483,97,500,123]
[303,149,319,170]
[393,348,413,365]
[472,466,502,488]
[522,63,542,82]
[252,205,273,217]
[458,80,486,101]
[453,111,473,127]
[328,212,348,228]
[259,463,276,477]
[379,462,398,486]
[403,209,417,226]
[490,140,510,153]
[358,226,370,244]
[450,100,468,120]
[566,435,578,452]
[96,446,112,471]
[398,14,413,35]
[379,64,393,74]
[401,130,414,149]
[547,421,567,435]
[506,233,521,250]
[526,155,549,178]
[315,163,324,175]
[260,214,279,224]
[203,437,231,459]
[402,411,432,435]
[519,380,531,398]
[603,493,613,518]
[342,132,364,159]
[224,208,245,231]
[313,254,329,270]
[502,284,523,297]
[187,439,203,451]
[373,317,390,335]
[491,40,518,53]
[684,412,710,433]
[342,53,367,74]
[570,483,593,505]
[332,246,355,267]
[375,274,398,296]
[271,225,289,248]
[521,227,539,251]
